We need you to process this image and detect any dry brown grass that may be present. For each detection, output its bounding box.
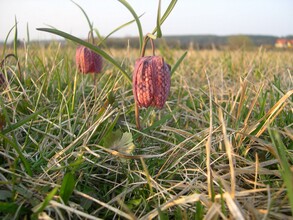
[0,45,292,219]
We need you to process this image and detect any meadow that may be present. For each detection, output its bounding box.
[0,42,292,219]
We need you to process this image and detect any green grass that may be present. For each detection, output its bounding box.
[0,43,292,219]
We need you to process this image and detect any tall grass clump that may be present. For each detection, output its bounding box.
[1,1,293,219]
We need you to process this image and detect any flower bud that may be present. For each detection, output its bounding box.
[133,56,171,109]
[76,46,103,74]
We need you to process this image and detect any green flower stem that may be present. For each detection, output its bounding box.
[135,101,141,130]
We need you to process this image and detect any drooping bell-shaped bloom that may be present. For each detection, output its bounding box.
[76,46,103,74]
[133,56,171,109]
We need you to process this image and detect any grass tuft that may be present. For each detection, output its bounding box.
[0,44,292,219]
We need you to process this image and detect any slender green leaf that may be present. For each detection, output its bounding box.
[1,108,46,134]
[93,28,104,46]
[118,0,143,52]
[171,51,187,76]
[0,96,34,176]
[159,0,178,25]
[156,0,162,38]
[59,172,76,204]
[14,17,18,58]
[26,22,30,43]
[127,198,142,207]
[158,207,169,220]
[1,24,17,59]
[71,0,94,41]
[0,202,29,215]
[37,28,132,84]
[174,207,182,220]
[98,13,144,47]
[0,202,19,213]
[269,128,293,213]
[32,187,58,214]
[142,0,178,55]
[195,201,204,220]
[152,0,178,35]
[0,133,32,176]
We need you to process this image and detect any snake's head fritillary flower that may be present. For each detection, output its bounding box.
[76,46,103,74]
[133,56,171,109]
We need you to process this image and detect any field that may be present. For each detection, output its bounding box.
[0,43,292,219]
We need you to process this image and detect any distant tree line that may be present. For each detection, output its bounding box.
[101,35,293,50]
[2,35,293,50]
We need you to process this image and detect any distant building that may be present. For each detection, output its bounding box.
[275,38,293,48]
[287,40,293,48]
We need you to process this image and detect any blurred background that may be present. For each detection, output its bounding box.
[1,0,292,49]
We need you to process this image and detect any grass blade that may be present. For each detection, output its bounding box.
[0,133,32,176]
[152,0,178,35]
[98,13,144,47]
[118,0,143,52]
[160,0,178,26]
[36,28,131,84]
[171,51,187,76]
[206,75,215,201]
[1,108,46,135]
[1,24,17,59]
[0,97,41,176]
[0,202,19,213]
[26,22,30,44]
[60,172,76,204]
[156,0,162,38]
[219,107,236,198]
[71,0,94,41]
[32,187,58,216]
[14,17,18,58]
[269,128,293,213]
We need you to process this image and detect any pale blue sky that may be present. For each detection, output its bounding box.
[0,0,292,41]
